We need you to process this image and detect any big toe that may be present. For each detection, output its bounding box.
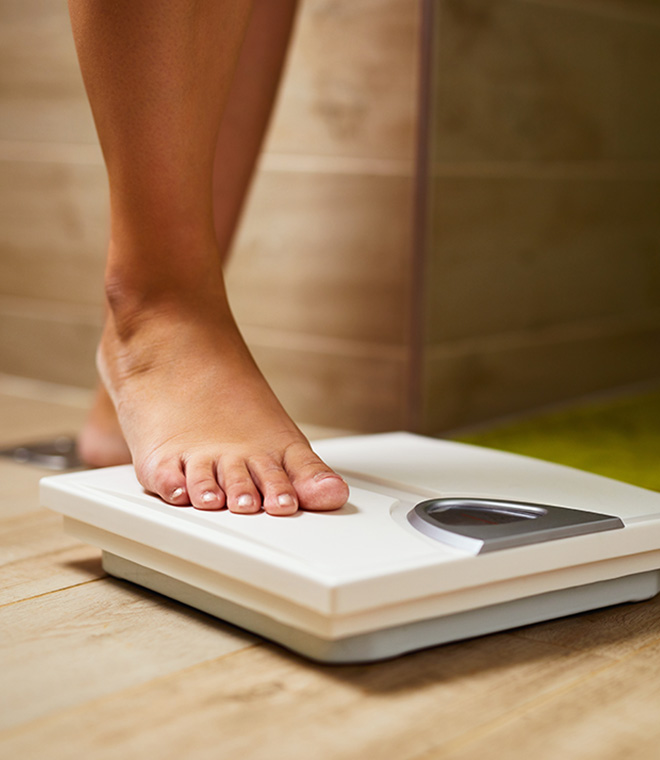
[285,444,349,511]
[299,472,350,511]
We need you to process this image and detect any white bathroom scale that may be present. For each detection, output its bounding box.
[41,433,660,663]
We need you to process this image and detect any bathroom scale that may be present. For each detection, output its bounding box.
[41,433,660,663]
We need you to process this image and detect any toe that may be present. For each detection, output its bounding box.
[220,458,262,514]
[249,456,299,516]
[283,443,349,511]
[137,454,190,506]
[184,456,225,510]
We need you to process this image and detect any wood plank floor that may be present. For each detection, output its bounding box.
[1,385,660,759]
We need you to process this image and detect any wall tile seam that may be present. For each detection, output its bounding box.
[0,372,94,409]
[242,325,411,361]
[0,142,416,177]
[0,296,102,326]
[513,0,660,28]
[0,141,103,166]
[259,153,415,177]
[425,310,660,360]
[430,161,660,181]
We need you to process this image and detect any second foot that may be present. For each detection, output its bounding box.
[77,383,132,468]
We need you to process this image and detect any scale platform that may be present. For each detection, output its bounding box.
[41,433,660,663]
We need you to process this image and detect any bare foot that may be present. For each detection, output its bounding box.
[77,383,131,468]
[98,272,349,516]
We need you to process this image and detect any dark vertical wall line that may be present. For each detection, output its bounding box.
[408,0,435,432]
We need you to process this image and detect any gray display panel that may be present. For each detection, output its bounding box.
[408,498,624,554]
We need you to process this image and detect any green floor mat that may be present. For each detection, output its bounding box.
[456,388,660,493]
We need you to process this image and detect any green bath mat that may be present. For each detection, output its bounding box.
[457,388,660,493]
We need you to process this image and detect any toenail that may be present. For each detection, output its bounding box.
[237,494,255,508]
[277,494,296,508]
[171,487,186,499]
[201,491,217,503]
[314,472,346,483]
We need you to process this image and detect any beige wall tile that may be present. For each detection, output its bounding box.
[0,0,422,154]
[424,176,660,343]
[0,99,97,147]
[250,341,409,431]
[0,160,108,305]
[0,300,101,387]
[419,0,660,427]
[421,317,660,431]
[0,0,96,144]
[0,392,87,450]
[0,0,420,436]
[0,299,410,432]
[431,0,660,162]
[6,0,657,434]
[265,0,420,161]
[227,169,415,345]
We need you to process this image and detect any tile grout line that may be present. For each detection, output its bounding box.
[425,309,660,361]
[4,138,659,180]
[0,294,104,324]
[431,161,660,181]
[517,0,660,27]
[260,152,415,177]
[0,140,415,176]
[0,372,94,408]
[241,325,411,361]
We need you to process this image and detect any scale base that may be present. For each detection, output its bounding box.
[103,552,660,663]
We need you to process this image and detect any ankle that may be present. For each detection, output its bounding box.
[104,239,226,331]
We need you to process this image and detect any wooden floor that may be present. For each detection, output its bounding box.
[2,382,660,760]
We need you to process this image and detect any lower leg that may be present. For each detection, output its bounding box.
[70,0,348,514]
[78,0,299,468]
